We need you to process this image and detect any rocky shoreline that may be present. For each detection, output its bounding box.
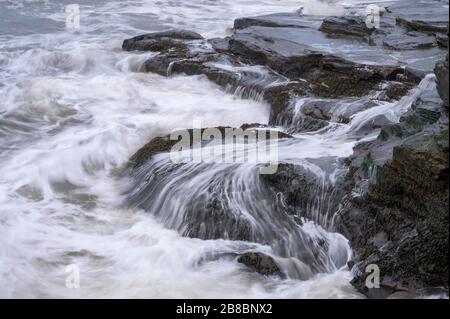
[121,0,449,298]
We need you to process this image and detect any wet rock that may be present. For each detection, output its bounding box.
[143,53,183,76]
[270,104,330,133]
[267,96,377,133]
[382,81,415,100]
[262,164,319,215]
[347,135,449,298]
[381,109,441,141]
[391,0,449,34]
[228,26,405,98]
[124,37,188,53]
[128,125,292,169]
[435,56,449,107]
[122,30,216,77]
[396,16,448,35]
[261,162,346,227]
[263,81,311,127]
[399,67,428,84]
[264,82,388,133]
[234,13,317,30]
[349,86,445,180]
[319,1,448,72]
[311,65,396,98]
[122,29,204,51]
[123,30,245,90]
[293,98,380,125]
[319,16,374,41]
[436,33,449,48]
[129,136,178,169]
[335,100,380,124]
[301,100,333,121]
[237,252,282,276]
[338,85,449,298]
[239,123,294,139]
[127,31,286,100]
[351,114,395,139]
[383,32,436,50]
[208,37,230,53]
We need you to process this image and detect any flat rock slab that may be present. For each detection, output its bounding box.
[230,0,449,73]
[230,25,395,67]
[123,29,204,51]
[232,16,446,73]
[319,16,374,40]
[234,13,322,30]
[389,0,449,33]
[383,32,437,50]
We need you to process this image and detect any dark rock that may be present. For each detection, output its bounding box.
[324,0,449,72]
[348,135,449,297]
[234,13,318,30]
[436,33,449,48]
[399,67,428,84]
[208,37,230,53]
[124,37,188,53]
[319,16,374,41]
[263,81,311,128]
[143,53,181,76]
[144,48,281,99]
[128,126,291,169]
[122,29,203,51]
[121,31,216,78]
[301,100,333,121]
[396,18,448,35]
[264,81,414,136]
[296,98,380,125]
[390,0,449,34]
[381,109,441,141]
[264,82,329,133]
[141,29,204,40]
[261,162,346,228]
[435,56,449,107]
[338,85,449,298]
[229,26,406,98]
[237,252,282,276]
[383,32,436,50]
[239,123,294,139]
[383,81,415,100]
[129,136,178,169]
[266,95,378,133]
[128,31,286,100]
[262,164,318,215]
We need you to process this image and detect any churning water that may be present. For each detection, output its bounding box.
[0,0,425,298]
